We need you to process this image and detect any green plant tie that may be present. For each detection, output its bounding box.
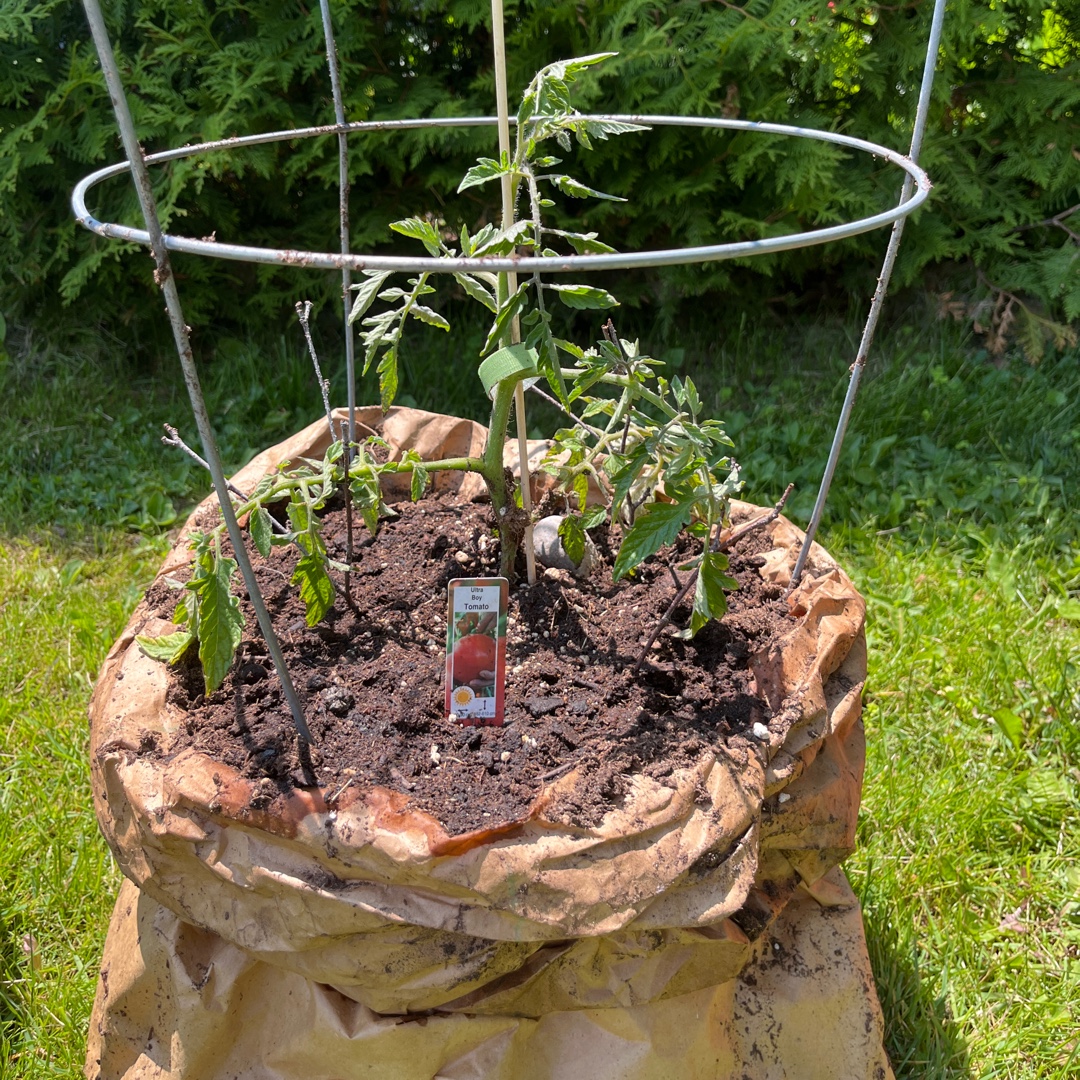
[478,343,538,398]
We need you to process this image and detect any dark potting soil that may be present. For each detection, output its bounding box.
[147,493,792,836]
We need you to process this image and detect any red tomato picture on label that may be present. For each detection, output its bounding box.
[452,633,497,687]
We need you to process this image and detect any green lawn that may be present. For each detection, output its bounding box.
[1,312,1077,1077]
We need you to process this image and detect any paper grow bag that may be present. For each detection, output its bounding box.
[86,407,892,1079]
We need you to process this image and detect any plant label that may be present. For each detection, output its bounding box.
[445,577,508,725]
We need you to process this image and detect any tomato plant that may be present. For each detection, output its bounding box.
[143,54,743,694]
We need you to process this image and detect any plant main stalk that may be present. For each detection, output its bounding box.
[483,379,526,579]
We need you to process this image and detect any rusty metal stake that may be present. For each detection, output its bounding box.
[80,0,313,745]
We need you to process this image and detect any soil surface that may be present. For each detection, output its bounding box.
[146,493,792,835]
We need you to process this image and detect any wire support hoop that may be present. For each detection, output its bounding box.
[73,115,930,275]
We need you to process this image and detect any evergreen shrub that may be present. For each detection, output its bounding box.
[2,0,1078,352]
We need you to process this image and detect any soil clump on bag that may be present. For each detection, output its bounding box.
[146,492,790,835]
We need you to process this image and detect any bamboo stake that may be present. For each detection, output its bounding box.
[491,0,536,586]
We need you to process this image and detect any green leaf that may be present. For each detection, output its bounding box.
[1055,597,1080,621]
[135,630,194,665]
[567,365,607,403]
[250,506,273,558]
[571,472,589,511]
[389,217,441,256]
[482,281,530,356]
[286,496,311,536]
[551,175,626,202]
[1025,768,1072,807]
[409,303,450,331]
[378,344,399,412]
[613,500,693,580]
[558,515,586,566]
[349,271,392,324]
[194,553,244,694]
[457,154,512,193]
[553,337,585,359]
[992,707,1024,750]
[472,219,535,256]
[411,462,429,501]
[605,446,651,512]
[548,53,617,82]
[690,551,736,635]
[172,589,197,630]
[360,502,380,538]
[546,283,619,310]
[550,229,617,255]
[453,272,497,313]
[291,552,336,627]
[577,118,650,140]
[360,310,397,373]
[582,504,608,529]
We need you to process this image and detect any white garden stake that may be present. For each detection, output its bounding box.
[491,0,537,587]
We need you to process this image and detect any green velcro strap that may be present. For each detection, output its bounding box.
[479,343,539,397]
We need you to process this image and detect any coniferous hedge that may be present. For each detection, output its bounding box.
[2,0,1078,352]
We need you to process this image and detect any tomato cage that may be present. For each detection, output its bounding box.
[73,0,946,740]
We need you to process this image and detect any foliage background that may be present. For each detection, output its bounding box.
[2,0,1078,353]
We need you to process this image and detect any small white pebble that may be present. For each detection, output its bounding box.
[751,722,770,742]
[521,734,538,750]
[512,664,523,675]
[778,792,792,804]
[773,942,781,952]
[500,751,512,762]
[454,550,471,564]
[542,630,550,639]
[448,713,458,724]
[430,744,441,764]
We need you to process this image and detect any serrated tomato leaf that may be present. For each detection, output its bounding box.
[409,303,450,331]
[558,515,586,566]
[613,500,693,580]
[135,630,195,666]
[547,283,619,310]
[411,462,430,501]
[194,553,244,694]
[291,552,335,627]
[550,175,626,202]
[389,217,441,256]
[457,154,512,193]
[349,271,392,324]
[250,506,273,557]
[482,281,530,356]
[690,551,737,635]
[453,273,497,313]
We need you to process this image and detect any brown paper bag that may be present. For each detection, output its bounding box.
[86,408,891,1079]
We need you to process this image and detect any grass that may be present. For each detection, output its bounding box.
[0,536,167,1078]
[1,305,1078,1077]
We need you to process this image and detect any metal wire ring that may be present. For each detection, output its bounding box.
[72,114,930,274]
